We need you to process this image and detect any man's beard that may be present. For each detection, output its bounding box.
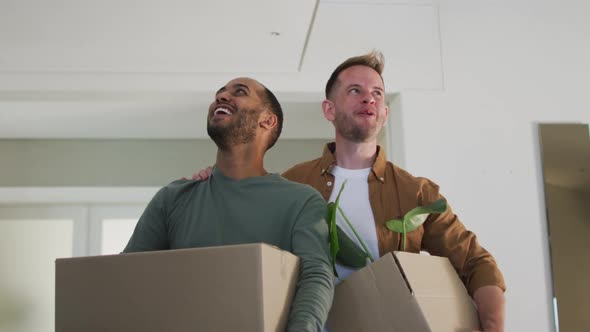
[333,111,382,143]
[207,108,259,150]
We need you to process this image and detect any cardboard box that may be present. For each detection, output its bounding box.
[55,243,300,332]
[327,251,481,332]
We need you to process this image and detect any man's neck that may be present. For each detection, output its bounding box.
[333,136,378,169]
[215,144,267,180]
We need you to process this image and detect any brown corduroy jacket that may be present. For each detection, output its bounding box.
[282,142,506,295]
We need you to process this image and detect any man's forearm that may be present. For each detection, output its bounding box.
[473,285,505,332]
[286,260,334,332]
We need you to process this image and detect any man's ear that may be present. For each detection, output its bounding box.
[322,99,336,121]
[260,112,278,130]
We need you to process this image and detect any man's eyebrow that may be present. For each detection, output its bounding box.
[216,83,251,95]
[345,83,384,92]
[345,83,361,90]
[232,83,251,92]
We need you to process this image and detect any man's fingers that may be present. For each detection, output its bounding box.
[192,166,213,181]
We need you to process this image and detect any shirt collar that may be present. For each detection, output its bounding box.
[318,143,337,175]
[319,142,387,182]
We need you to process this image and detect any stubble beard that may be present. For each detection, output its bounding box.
[207,108,259,151]
[333,111,382,143]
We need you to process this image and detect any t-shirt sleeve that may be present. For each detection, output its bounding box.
[286,191,334,332]
[122,187,170,253]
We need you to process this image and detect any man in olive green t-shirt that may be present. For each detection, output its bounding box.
[124,77,334,332]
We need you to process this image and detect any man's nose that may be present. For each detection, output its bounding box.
[216,91,230,103]
[362,91,375,104]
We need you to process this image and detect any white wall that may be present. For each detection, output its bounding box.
[394,1,590,331]
[0,139,329,186]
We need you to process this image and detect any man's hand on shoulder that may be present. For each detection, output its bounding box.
[181,166,213,181]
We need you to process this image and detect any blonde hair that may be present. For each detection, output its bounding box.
[325,50,385,98]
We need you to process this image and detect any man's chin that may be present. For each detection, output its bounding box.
[208,119,230,127]
[207,125,228,142]
[339,130,378,143]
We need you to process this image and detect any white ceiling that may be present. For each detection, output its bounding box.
[0,0,315,73]
[0,0,440,139]
[1,0,587,192]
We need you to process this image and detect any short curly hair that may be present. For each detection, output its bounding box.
[258,84,283,150]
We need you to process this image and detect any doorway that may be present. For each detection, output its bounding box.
[539,123,590,331]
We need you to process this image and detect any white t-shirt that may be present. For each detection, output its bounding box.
[329,166,380,281]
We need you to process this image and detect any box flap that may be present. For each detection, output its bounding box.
[327,253,431,332]
[393,252,481,331]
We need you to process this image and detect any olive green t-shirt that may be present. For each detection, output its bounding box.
[124,168,334,331]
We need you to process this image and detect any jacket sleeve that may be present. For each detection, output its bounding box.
[286,192,335,332]
[420,185,506,295]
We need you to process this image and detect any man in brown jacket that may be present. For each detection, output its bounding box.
[194,51,506,331]
[283,51,506,331]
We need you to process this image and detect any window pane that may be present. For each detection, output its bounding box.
[101,218,138,255]
[0,219,73,332]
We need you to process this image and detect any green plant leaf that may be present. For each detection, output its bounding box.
[326,202,339,274]
[404,213,429,232]
[402,198,447,232]
[325,180,348,276]
[333,180,347,207]
[337,206,374,263]
[427,198,447,212]
[385,219,404,233]
[335,225,369,268]
[325,180,377,271]
[385,199,447,251]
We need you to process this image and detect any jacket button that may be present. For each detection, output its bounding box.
[379,177,384,182]
[327,181,332,187]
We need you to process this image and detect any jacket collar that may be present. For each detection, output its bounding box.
[319,142,387,182]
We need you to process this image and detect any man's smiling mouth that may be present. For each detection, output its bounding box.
[214,107,233,116]
[357,109,375,116]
